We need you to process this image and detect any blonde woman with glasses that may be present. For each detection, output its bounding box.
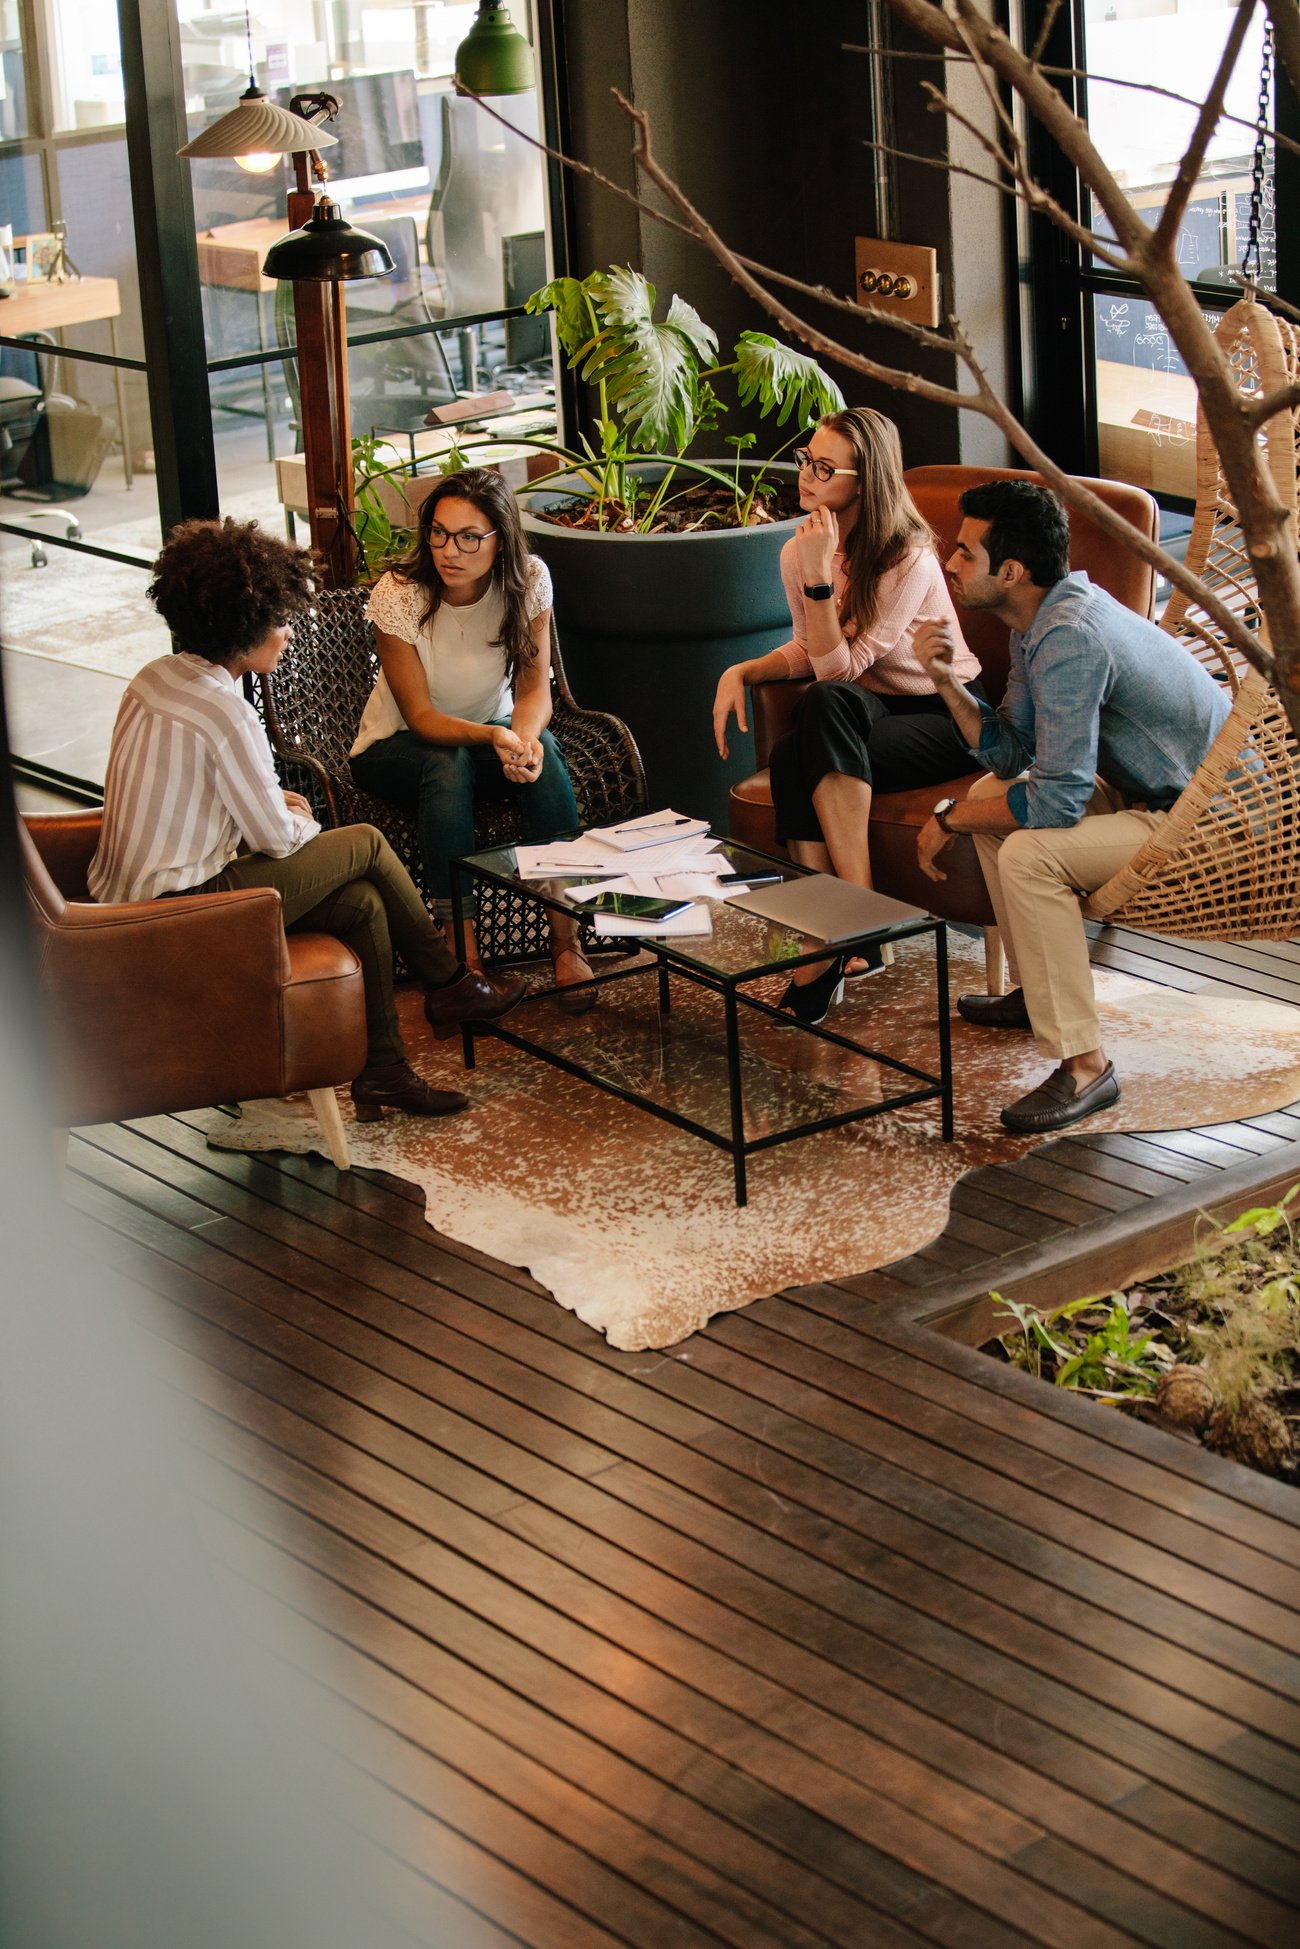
[711,408,983,1024]
[350,468,595,1011]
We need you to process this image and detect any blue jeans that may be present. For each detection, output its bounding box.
[349,725,580,914]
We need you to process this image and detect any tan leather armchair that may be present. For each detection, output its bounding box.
[23,811,367,1166]
[727,465,1160,986]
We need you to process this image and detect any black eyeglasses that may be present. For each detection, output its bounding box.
[426,523,497,555]
[792,448,856,484]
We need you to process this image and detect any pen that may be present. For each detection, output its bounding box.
[621,815,693,832]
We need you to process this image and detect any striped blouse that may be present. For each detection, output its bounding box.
[88,653,319,905]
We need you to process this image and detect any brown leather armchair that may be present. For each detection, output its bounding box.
[727,465,1160,983]
[23,811,367,1166]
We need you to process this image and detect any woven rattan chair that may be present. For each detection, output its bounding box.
[257,586,647,962]
[1083,296,1300,940]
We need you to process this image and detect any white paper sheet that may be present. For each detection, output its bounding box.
[588,809,711,851]
[512,842,628,878]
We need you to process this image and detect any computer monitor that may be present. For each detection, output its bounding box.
[277,70,429,205]
[502,230,549,367]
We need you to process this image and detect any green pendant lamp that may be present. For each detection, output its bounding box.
[454,1,535,96]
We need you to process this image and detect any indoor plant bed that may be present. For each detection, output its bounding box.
[983,1193,1300,1483]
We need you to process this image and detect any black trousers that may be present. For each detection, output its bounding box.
[768,679,983,845]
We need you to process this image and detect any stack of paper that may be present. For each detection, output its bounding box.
[588,811,712,851]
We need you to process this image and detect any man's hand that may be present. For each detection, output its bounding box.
[712,664,749,760]
[794,505,838,587]
[917,815,952,882]
[913,617,960,686]
[283,790,314,818]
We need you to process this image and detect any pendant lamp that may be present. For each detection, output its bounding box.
[177,7,336,169]
[454,1,535,96]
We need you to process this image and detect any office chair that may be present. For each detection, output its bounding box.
[425,92,544,384]
[277,215,459,446]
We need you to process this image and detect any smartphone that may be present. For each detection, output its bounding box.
[588,892,692,921]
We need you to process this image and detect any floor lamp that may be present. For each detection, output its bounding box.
[179,85,393,587]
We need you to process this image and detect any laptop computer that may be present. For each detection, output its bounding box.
[725,874,926,942]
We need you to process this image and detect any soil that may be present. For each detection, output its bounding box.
[982,1216,1300,1483]
[529,477,805,536]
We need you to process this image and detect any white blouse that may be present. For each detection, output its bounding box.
[351,555,553,758]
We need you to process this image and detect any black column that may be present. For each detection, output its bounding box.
[118,0,220,534]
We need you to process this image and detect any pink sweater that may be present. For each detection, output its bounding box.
[777,537,981,695]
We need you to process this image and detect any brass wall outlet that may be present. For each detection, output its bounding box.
[854,238,939,328]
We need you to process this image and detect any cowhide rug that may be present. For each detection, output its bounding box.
[201,932,1300,1350]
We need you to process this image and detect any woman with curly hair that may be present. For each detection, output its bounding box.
[89,517,525,1121]
[712,407,984,1024]
[349,468,594,1012]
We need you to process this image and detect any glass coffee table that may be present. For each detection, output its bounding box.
[450,838,952,1206]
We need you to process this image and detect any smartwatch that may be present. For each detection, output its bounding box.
[932,796,959,835]
[802,582,834,601]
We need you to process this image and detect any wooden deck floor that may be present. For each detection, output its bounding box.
[63,924,1300,1948]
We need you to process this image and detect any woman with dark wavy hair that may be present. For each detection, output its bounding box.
[349,468,593,1010]
[712,407,984,1024]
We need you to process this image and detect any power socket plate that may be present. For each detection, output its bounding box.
[853,237,940,328]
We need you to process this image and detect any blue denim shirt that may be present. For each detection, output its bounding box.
[973,571,1231,828]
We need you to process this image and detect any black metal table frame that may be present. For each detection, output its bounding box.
[450,853,953,1207]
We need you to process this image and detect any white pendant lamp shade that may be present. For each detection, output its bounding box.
[178,91,338,161]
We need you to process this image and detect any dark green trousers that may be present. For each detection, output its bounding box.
[195,825,457,1067]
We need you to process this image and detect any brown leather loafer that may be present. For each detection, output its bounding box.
[351,1061,469,1121]
[423,966,526,1040]
[999,1061,1119,1134]
[958,986,1032,1029]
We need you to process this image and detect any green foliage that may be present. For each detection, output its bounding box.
[525,264,844,532]
[992,1289,1170,1398]
[351,434,415,579]
[1221,1185,1297,1240]
[734,332,845,428]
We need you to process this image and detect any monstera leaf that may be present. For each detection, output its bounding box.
[575,268,717,453]
[525,275,600,362]
[734,332,845,428]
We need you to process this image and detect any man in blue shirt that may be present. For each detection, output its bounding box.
[914,480,1230,1134]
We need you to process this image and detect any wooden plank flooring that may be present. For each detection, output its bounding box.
[62,923,1300,1947]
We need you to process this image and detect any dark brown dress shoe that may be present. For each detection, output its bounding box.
[351,1061,469,1122]
[999,1061,1119,1134]
[423,966,526,1040]
[957,986,1032,1029]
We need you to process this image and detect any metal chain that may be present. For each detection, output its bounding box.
[1242,18,1274,285]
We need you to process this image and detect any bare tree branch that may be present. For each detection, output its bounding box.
[1245,379,1300,429]
[844,43,1300,162]
[921,78,1132,270]
[1152,0,1256,259]
[1030,0,1068,68]
[606,89,1276,684]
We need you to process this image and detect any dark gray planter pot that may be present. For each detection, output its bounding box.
[519,466,799,834]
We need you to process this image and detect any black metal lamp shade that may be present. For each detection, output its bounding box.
[261,201,395,282]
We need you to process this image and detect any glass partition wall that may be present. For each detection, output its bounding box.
[2,0,551,796]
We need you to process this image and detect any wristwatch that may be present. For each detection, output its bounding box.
[802,582,834,601]
[932,796,960,835]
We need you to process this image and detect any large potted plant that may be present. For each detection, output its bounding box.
[349,268,842,826]
[514,267,843,827]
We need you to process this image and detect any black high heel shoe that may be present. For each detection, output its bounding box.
[778,954,847,1026]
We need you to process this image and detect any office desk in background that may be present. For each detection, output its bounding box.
[0,275,133,489]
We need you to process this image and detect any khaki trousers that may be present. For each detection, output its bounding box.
[966,773,1163,1060]
[194,825,459,1068]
